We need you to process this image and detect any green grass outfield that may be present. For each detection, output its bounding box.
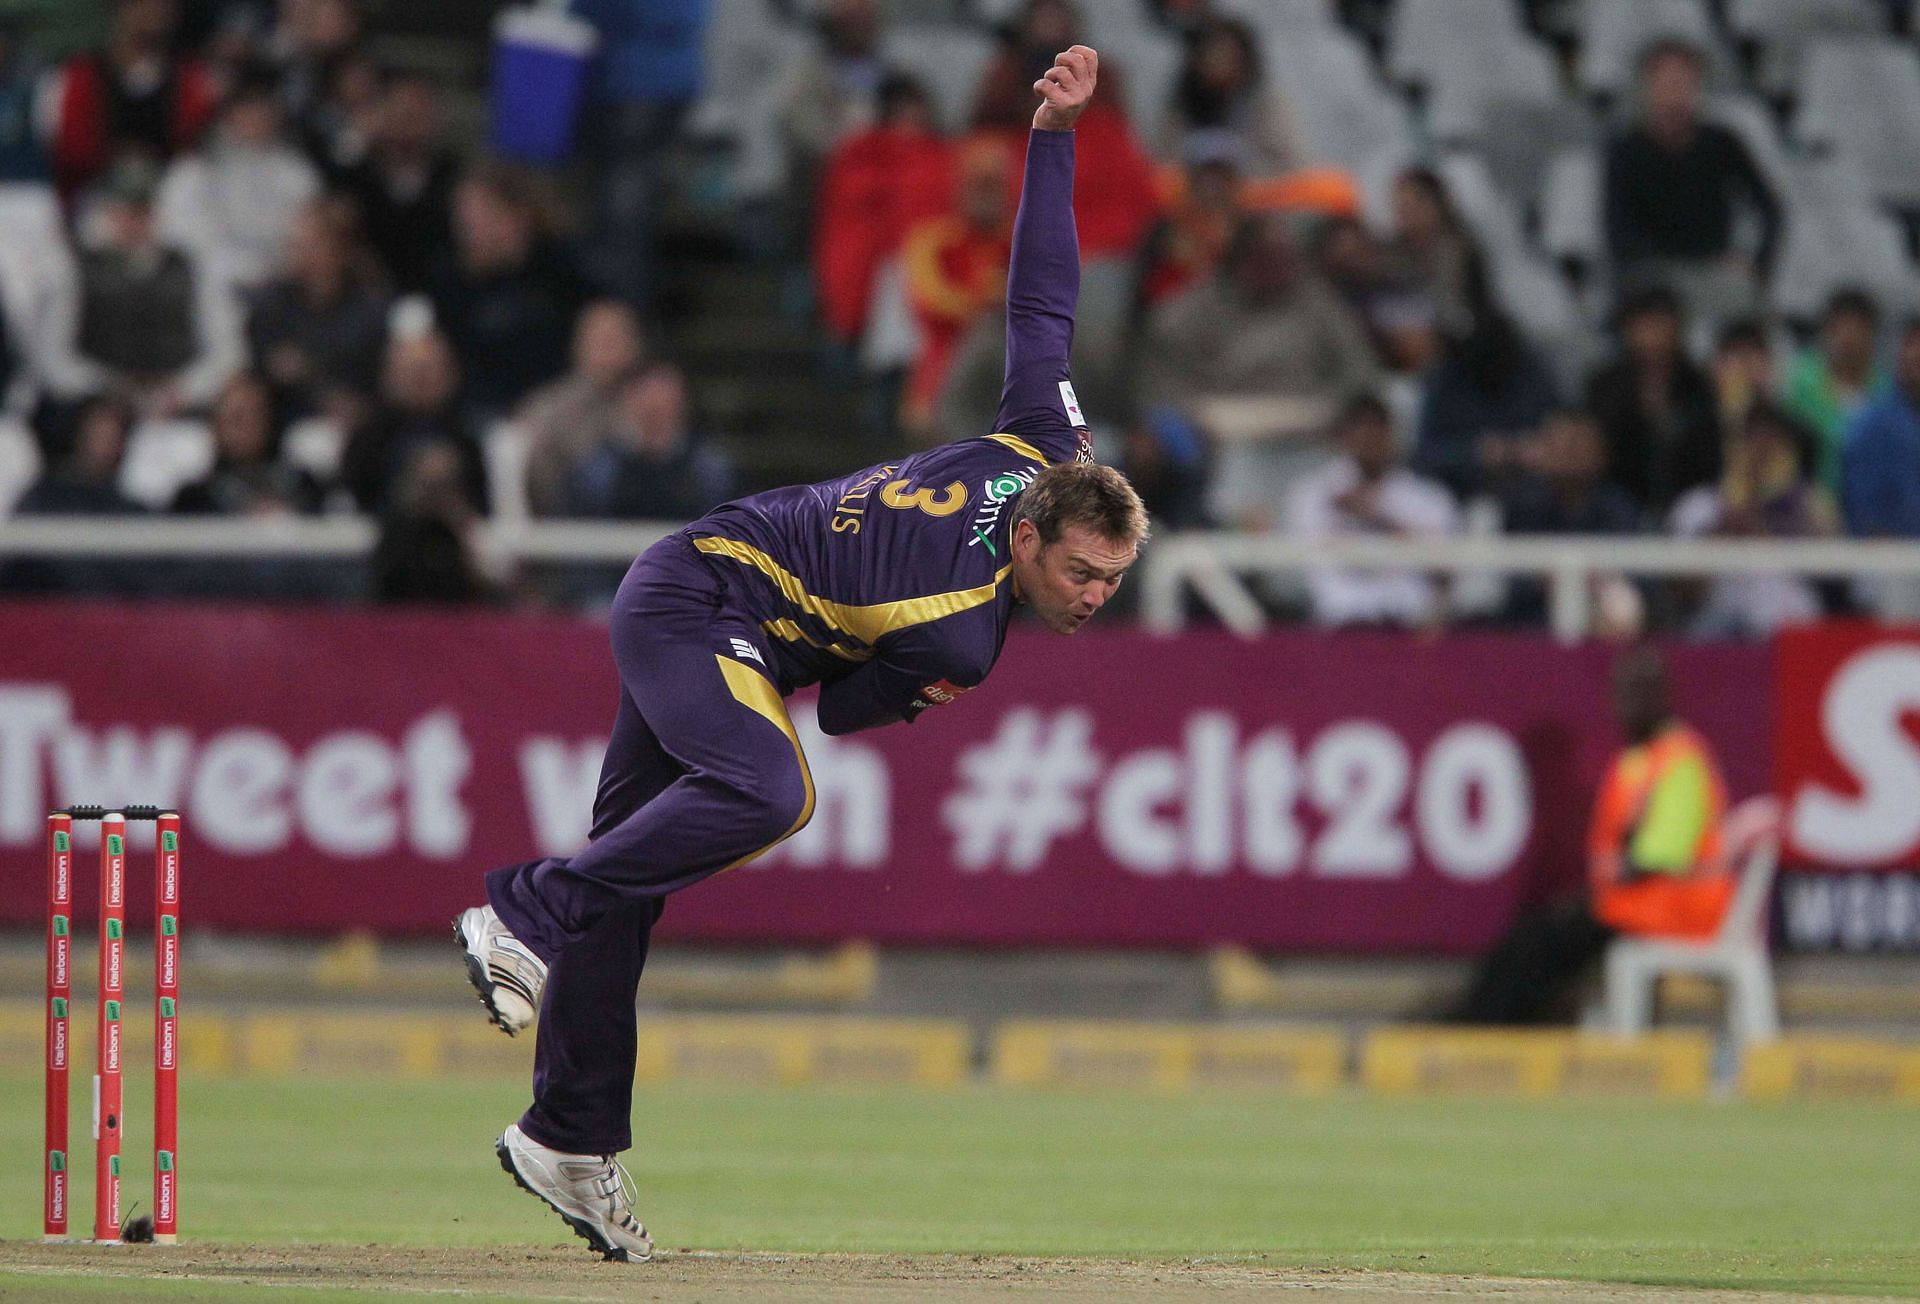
[2,1072,1917,1296]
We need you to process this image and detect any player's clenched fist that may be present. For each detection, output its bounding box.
[1032,44,1098,132]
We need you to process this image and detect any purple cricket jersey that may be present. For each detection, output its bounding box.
[682,129,1091,735]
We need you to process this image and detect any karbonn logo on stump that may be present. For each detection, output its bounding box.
[159,1015,176,1069]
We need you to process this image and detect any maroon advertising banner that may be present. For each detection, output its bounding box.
[0,602,1769,952]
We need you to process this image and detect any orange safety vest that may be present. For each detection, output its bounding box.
[1586,722,1732,940]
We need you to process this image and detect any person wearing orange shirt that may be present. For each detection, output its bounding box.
[1455,647,1733,1023]
[901,137,1013,434]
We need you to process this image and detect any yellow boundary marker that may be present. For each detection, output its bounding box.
[1361,1027,1713,1098]
[1742,1037,1920,1101]
[993,1021,1346,1092]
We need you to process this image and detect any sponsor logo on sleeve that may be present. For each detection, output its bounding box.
[729,638,766,668]
[1059,381,1087,428]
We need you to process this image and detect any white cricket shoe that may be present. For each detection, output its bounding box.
[454,905,546,1036]
[496,1124,653,1262]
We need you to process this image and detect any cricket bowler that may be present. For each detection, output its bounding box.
[456,44,1145,1261]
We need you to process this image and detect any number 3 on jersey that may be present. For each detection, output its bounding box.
[881,478,969,518]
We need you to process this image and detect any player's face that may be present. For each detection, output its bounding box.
[1013,521,1136,635]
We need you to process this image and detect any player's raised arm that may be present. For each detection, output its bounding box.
[994,45,1098,464]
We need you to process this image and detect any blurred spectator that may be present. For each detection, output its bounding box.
[1503,409,1640,536]
[155,69,321,293]
[778,0,887,196]
[370,439,499,604]
[1583,285,1720,519]
[169,370,322,514]
[1709,318,1773,439]
[0,22,49,184]
[300,47,382,177]
[59,157,243,416]
[567,362,734,519]
[1603,40,1780,324]
[1671,404,1837,637]
[1122,407,1212,529]
[519,298,649,517]
[570,0,709,311]
[1140,211,1381,523]
[271,0,364,139]
[342,329,487,516]
[902,137,1012,435]
[1286,393,1459,627]
[338,69,457,293]
[1132,150,1242,323]
[1414,306,1559,501]
[1379,168,1484,350]
[1785,288,1887,492]
[973,1,1155,258]
[974,0,1091,130]
[431,163,586,420]
[1149,0,1216,36]
[1499,407,1642,628]
[1455,648,1731,1024]
[814,74,954,345]
[1841,318,1920,539]
[13,394,142,514]
[47,0,216,200]
[1159,18,1303,178]
[1318,214,1443,375]
[246,195,388,421]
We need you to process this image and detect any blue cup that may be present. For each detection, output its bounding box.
[490,6,599,165]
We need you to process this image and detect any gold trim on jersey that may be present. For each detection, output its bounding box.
[693,535,1014,644]
[713,654,815,868]
[983,433,1052,466]
[761,618,874,663]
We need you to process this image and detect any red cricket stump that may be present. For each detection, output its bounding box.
[95,813,126,1244]
[45,814,73,1241]
[154,812,181,1244]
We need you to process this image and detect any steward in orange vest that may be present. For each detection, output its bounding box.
[1454,648,1733,1023]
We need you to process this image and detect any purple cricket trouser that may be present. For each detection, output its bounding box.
[486,533,814,1154]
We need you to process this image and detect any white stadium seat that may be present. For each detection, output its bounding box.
[879,26,997,131]
[1386,0,1524,89]
[1268,28,1416,173]
[1796,37,1920,209]
[118,420,216,511]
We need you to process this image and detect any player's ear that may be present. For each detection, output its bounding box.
[1012,518,1041,564]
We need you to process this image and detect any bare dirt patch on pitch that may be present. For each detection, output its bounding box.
[0,1243,1870,1303]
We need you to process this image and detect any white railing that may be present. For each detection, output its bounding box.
[5,517,1920,641]
[1138,533,1920,640]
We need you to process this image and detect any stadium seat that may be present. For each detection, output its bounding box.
[1601,797,1783,1047]
[1082,24,1181,137]
[1268,28,1416,173]
[1726,0,1885,95]
[1385,0,1525,90]
[1423,35,1562,144]
[118,420,216,510]
[1796,37,1920,209]
[1437,154,1581,345]
[1475,97,1600,209]
[1213,0,1339,41]
[879,26,997,130]
[0,417,40,516]
[1578,0,1723,97]
[1539,146,1604,268]
[1772,161,1920,322]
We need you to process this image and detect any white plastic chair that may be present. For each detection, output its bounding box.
[1602,796,1783,1046]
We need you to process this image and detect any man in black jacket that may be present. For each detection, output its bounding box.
[1604,39,1780,327]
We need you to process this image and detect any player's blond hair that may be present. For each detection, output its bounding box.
[1012,463,1150,547]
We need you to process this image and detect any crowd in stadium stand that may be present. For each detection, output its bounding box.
[1,0,1918,632]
